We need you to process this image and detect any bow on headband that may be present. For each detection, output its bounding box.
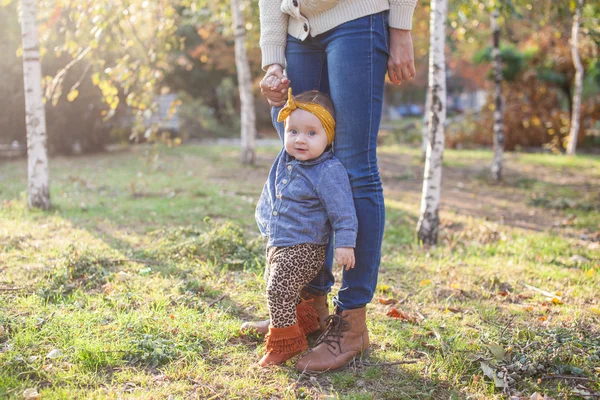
[277,88,336,145]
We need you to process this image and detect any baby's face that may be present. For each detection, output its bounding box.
[284,109,329,161]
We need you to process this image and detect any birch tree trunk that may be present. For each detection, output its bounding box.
[421,88,431,161]
[20,0,50,209]
[566,0,584,156]
[230,0,256,164]
[490,10,504,181]
[416,0,447,245]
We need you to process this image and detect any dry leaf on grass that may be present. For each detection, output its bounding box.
[487,343,506,361]
[23,388,40,400]
[379,298,397,305]
[386,307,422,324]
[480,361,505,387]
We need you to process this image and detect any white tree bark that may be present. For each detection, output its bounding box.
[567,0,584,156]
[490,10,504,181]
[417,0,447,245]
[421,87,431,160]
[230,0,256,164]
[20,0,50,209]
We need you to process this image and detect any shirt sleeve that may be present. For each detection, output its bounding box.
[316,163,358,248]
[259,0,289,70]
[389,0,417,30]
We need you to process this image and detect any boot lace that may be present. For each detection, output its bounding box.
[314,314,350,353]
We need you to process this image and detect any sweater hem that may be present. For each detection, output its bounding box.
[261,45,287,70]
[389,4,415,30]
[304,0,391,37]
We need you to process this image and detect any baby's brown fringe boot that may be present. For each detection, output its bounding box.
[296,299,320,336]
[258,323,307,367]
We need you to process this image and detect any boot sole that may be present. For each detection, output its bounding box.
[297,348,370,374]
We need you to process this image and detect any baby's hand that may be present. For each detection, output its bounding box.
[335,247,355,271]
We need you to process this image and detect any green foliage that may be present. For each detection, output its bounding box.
[472,45,529,82]
[146,220,264,271]
[125,334,205,367]
[37,245,112,301]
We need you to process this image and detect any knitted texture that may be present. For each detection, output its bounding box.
[259,0,418,69]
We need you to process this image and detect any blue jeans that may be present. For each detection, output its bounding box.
[271,11,389,310]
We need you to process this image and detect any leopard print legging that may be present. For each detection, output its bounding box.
[266,244,327,328]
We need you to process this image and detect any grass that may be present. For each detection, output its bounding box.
[1,144,599,399]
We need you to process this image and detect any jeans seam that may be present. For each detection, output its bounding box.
[382,12,389,54]
[369,14,383,298]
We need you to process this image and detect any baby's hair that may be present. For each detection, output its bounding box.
[292,90,336,119]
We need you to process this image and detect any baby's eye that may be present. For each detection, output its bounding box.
[290,129,298,135]
[308,131,316,136]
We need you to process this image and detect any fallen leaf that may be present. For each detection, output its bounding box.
[116,271,130,282]
[23,388,40,400]
[419,279,432,286]
[529,393,552,400]
[590,307,600,315]
[539,315,548,322]
[498,291,509,296]
[386,307,421,324]
[480,361,504,387]
[46,349,62,359]
[487,343,505,361]
[387,307,409,320]
[379,298,397,305]
[446,306,462,313]
[586,269,596,277]
[551,297,563,305]
[525,306,534,311]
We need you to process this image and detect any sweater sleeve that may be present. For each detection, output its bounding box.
[259,0,289,70]
[389,0,417,30]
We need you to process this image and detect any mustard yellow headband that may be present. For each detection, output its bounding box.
[277,88,336,145]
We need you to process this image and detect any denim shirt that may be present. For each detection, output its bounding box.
[255,148,358,249]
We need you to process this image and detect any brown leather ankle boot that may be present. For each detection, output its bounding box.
[295,307,369,372]
[258,323,308,367]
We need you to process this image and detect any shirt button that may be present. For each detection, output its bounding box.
[303,23,308,32]
[273,211,278,216]
[282,179,288,184]
[293,0,298,6]
[287,165,292,170]
[277,193,282,199]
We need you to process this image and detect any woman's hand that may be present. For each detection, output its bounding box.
[387,28,416,85]
[335,247,355,271]
[260,64,291,107]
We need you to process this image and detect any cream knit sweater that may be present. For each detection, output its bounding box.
[259,0,418,69]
